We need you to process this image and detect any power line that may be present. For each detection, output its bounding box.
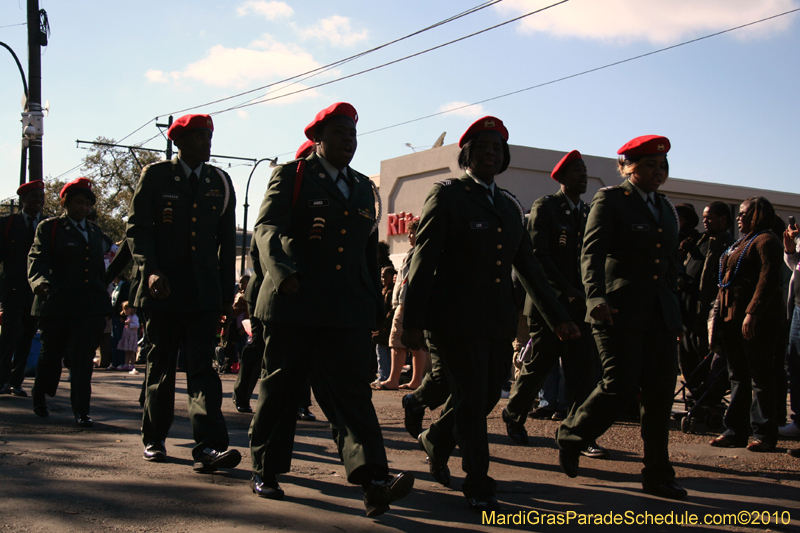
[0,22,26,29]
[209,0,569,116]
[358,7,800,137]
[159,0,505,118]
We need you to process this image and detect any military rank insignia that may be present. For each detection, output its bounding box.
[559,229,568,247]
[357,207,373,220]
[206,189,223,197]
[310,217,325,240]
[163,207,174,224]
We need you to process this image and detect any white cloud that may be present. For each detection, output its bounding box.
[294,15,369,47]
[144,34,322,90]
[496,0,798,44]
[237,1,293,20]
[439,102,485,118]
[237,110,250,120]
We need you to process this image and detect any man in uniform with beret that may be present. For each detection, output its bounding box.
[402,116,579,511]
[127,113,240,472]
[556,135,686,500]
[502,151,606,458]
[248,102,413,518]
[0,180,44,397]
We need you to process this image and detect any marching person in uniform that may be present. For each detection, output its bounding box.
[0,180,44,397]
[402,116,579,512]
[127,113,241,472]
[28,178,112,426]
[556,135,687,500]
[248,102,413,518]
[502,150,606,458]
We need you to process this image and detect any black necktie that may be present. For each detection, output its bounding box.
[189,171,199,194]
[573,207,581,227]
[27,216,35,235]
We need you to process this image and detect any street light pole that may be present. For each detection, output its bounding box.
[1,41,29,185]
[240,157,277,273]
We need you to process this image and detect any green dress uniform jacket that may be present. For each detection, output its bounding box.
[0,213,37,309]
[582,179,682,331]
[404,175,569,337]
[523,189,590,320]
[252,152,381,327]
[28,215,112,317]
[126,157,236,311]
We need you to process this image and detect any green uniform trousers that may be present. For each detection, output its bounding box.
[505,317,596,424]
[141,310,229,459]
[407,336,449,411]
[249,324,388,485]
[0,304,38,388]
[232,308,264,405]
[557,307,677,483]
[32,315,104,416]
[419,332,511,498]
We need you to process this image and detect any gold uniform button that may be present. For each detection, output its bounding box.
[335,265,342,270]
[192,232,196,236]
[85,257,89,261]
[344,211,349,216]
[84,268,88,272]
[167,201,172,206]
[192,246,196,251]
[655,259,660,264]
[212,206,217,210]
[496,261,501,266]
[496,244,502,250]
[341,229,346,234]
[653,275,658,280]
[497,228,502,233]
[657,228,663,233]
[495,278,501,283]
[192,217,197,222]
[193,203,197,208]
[338,247,344,252]
[656,243,661,248]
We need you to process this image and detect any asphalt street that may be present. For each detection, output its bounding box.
[1,367,799,532]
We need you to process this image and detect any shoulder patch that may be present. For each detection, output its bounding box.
[598,185,621,192]
[435,179,453,186]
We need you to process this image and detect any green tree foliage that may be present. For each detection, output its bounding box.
[43,137,162,243]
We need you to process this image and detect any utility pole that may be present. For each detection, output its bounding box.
[23,0,47,184]
[155,115,174,159]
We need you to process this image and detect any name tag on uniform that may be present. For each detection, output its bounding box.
[632,224,649,231]
[162,194,179,200]
[206,189,223,197]
[309,199,329,207]
[470,222,489,229]
[65,241,78,247]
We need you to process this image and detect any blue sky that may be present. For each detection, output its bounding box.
[1,0,798,229]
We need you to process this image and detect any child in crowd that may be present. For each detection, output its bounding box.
[117,301,140,374]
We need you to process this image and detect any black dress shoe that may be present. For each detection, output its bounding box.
[252,473,284,499]
[402,394,424,439]
[75,414,94,427]
[297,407,316,421]
[9,386,27,397]
[581,442,609,459]
[642,479,688,500]
[559,448,580,478]
[502,408,528,445]
[231,392,252,413]
[363,472,414,518]
[33,404,49,417]
[418,434,450,487]
[0,383,10,394]
[143,441,167,462]
[193,447,242,472]
[467,494,499,512]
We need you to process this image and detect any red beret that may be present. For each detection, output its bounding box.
[17,180,44,196]
[60,177,93,199]
[551,150,582,181]
[167,114,214,141]
[296,139,314,159]
[617,135,670,158]
[458,116,509,148]
[304,102,358,141]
